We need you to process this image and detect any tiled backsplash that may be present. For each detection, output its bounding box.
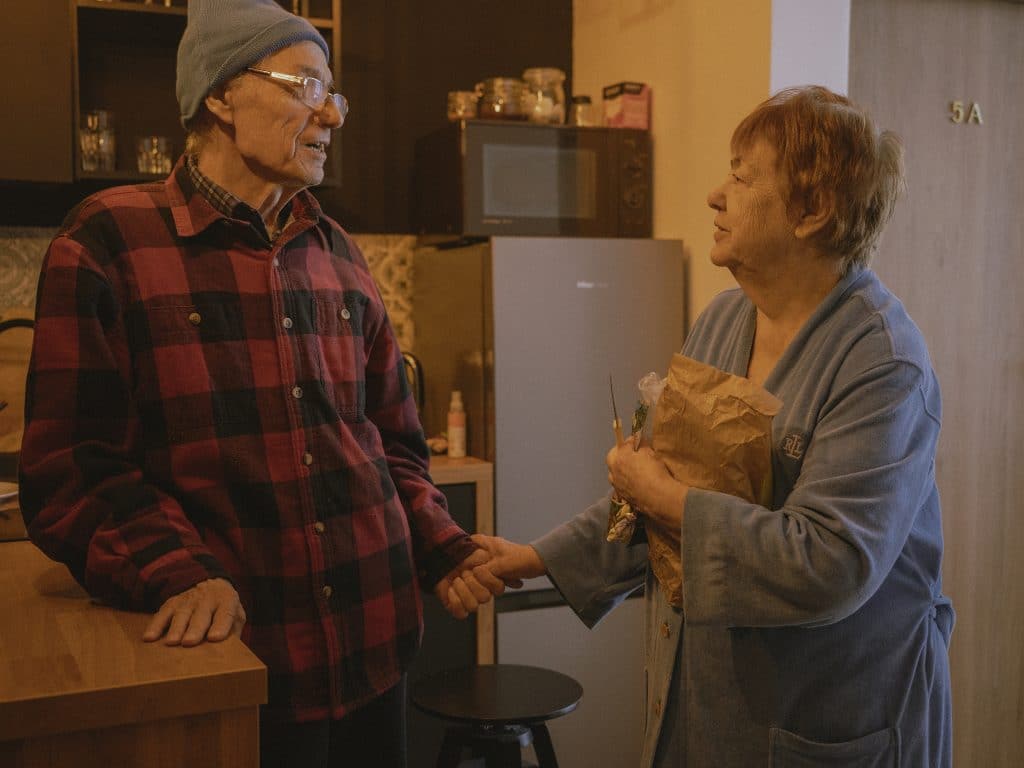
[0,227,53,312]
[0,227,418,351]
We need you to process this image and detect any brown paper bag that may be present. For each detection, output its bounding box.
[646,354,782,607]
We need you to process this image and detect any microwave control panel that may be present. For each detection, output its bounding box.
[616,131,653,238]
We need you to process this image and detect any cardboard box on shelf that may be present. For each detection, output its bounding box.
[602,82,651,130]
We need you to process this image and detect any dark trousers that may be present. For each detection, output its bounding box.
[259,678,408,768]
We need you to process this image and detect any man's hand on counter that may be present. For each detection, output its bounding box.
[143,578,247,647]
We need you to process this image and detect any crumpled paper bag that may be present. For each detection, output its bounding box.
[642,354,781,607]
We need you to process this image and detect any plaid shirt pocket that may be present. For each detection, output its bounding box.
[314,293,369,422]
[131,301,258,443]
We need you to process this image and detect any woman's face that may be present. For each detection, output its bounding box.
[706,139,798,280]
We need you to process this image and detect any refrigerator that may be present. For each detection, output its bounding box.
[412,236,686,767]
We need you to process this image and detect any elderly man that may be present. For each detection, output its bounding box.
[18,1,500,765]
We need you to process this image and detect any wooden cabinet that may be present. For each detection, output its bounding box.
[0,0,341,185]
[0,541,267,767]
[1,0,74,183]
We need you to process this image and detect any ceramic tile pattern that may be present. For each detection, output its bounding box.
[0,228,418,351]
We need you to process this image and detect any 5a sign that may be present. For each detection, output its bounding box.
[949,100,983,124]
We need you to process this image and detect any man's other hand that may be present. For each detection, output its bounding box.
[143,578,246,647]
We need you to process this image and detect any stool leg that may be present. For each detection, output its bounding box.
[436,726,468,768]
[530,724,559,768]
[479,736,522,768]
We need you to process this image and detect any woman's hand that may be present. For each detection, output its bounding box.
[606,438,689,533]
[470,534,543,584]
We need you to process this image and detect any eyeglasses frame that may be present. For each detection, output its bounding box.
[245,67,349,122]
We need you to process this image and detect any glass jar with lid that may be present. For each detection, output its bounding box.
[522,67,566,124]
[447,90,478,121]
[569,95,598,127]
[476,77,527,120]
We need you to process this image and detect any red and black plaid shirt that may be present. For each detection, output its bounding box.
[19,156,476,722]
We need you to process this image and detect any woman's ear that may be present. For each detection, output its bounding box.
[794,190,832,240]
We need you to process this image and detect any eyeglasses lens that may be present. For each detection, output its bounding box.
[303,79,348,121]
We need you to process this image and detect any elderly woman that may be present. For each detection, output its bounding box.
[472,85,953,767]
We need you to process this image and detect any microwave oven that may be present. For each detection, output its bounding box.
[413,120,652,238]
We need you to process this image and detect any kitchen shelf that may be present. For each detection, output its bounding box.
[76,0,186,16]
[0,0,341,186]
[74,1,337,30]
[78,169,167,182]
[70,0,342,185]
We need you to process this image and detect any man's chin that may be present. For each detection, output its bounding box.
[304,169,325,188]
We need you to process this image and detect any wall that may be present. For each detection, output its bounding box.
[573,0,769,324]
[573,0,850,324]
[770,0,849,95]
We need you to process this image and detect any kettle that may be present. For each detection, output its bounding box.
[402,351,425,412]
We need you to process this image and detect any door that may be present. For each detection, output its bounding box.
[849,2,1024,765]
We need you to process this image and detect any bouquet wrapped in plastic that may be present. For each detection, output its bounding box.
[608,354,782,607]
[605,372,666,543]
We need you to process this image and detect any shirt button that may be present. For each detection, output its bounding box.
[302,452,314,466]
[340,307,351,320]
[314,521,326,534]
[188,312,201,326]
[661,622,672,639]
[292,386,304,399]
[272,258,280,268]
[282,317,293,329]
[322,585,333,599]
[654,698,662,716]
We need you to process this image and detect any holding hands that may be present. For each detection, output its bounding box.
[435,436,687,620]
[435,536,546,619]
[434,547,508,619]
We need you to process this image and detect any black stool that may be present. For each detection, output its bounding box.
[411,664,583,768]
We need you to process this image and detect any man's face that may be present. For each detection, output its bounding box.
[223,41,340,191]
[705,139,798,280]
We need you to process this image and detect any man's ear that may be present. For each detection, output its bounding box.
[794,190,832,240]
[203,87,234,125]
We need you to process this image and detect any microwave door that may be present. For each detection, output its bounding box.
[463,123,616,237]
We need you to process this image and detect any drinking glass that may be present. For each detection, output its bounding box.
[80,110,116,172]
[136,136,173,175]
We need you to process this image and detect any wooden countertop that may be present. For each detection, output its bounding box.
[428,454,493,487]
[0,541,266,743]
[0,458,492,743]
[0,483,24,541]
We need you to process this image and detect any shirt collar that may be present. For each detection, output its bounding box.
[165,154,328,242]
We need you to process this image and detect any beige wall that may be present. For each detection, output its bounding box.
[573,0,850,325]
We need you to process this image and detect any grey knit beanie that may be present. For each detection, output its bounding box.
[177,0,330,126]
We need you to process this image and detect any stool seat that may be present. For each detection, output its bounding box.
[411,664,583,768]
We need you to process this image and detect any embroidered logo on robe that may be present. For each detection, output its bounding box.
[781,432,806,460]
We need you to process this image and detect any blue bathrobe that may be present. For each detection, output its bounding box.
[534,268,954,767]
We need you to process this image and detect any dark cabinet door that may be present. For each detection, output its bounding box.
[407,481,478,768]
[1,0,73,183]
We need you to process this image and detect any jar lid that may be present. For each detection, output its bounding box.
[522,67,566,83]
[571,95,592,104]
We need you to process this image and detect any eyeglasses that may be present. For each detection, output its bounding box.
[245,67,349,124]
